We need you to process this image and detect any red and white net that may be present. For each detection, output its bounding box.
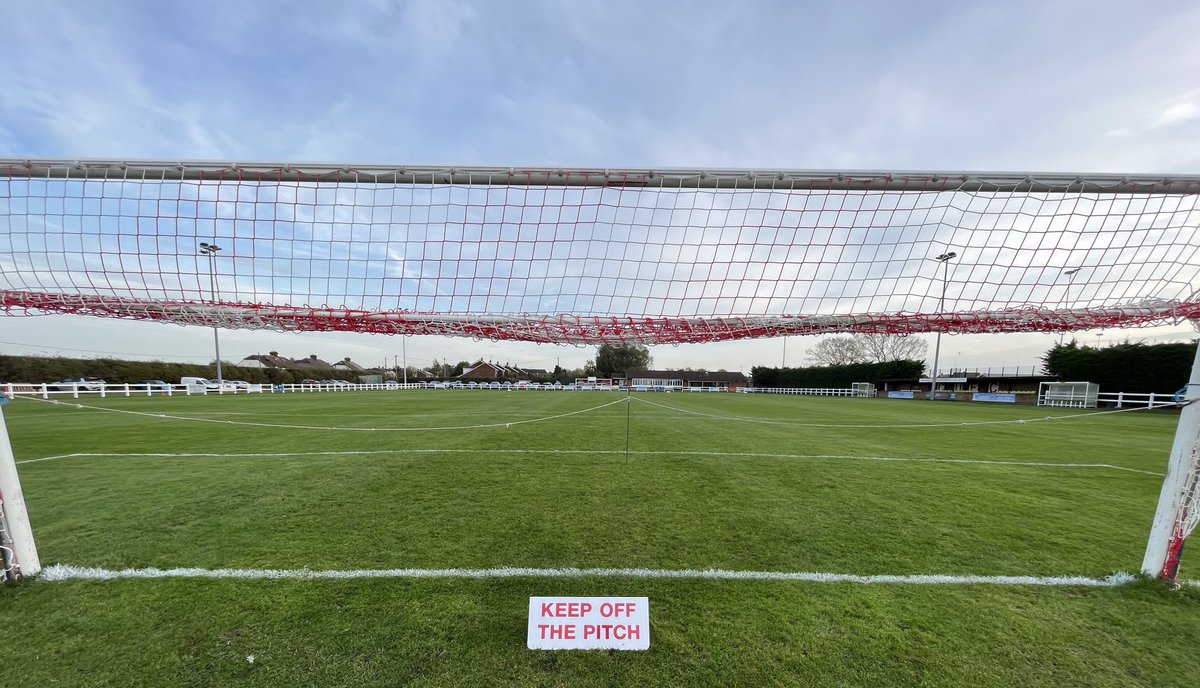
[2,160,1199,344]
[1161,435,1200,581]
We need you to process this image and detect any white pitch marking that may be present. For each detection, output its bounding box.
[14,448,1163,475]
[38,564,1162,587]
[632,395,1179,429]
[12,395,629,433]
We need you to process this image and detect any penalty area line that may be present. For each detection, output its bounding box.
[14,449,1164,476]
[37,564,1177,588]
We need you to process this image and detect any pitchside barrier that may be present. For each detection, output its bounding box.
[1096,392,1182,409]
[742,387,876,397]
[0,380,624,399]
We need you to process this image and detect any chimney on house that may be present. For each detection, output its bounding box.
[269,351,279,357]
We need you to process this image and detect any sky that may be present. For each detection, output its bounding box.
[1,0,1199,377]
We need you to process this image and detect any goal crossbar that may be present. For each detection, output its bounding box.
[5,159,1200,193]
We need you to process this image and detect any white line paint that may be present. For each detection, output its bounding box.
[40,564,1163,587]
[12,395,629,432]
[632,395,1180,429]
[14,449,1162,475]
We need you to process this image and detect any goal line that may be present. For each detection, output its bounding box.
[42,563,1184,588]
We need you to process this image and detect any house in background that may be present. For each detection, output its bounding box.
[458,360,550,381]
[333,357,366,374]
[237,351,295,369]
[236,352,380,377]
[293,354,334,370]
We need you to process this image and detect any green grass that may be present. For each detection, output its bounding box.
[3,390,1199,686]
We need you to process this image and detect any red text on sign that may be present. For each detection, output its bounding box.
[541,602,593,618]
[583,624,641,640]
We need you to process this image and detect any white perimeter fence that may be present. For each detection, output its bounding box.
[0,381,593,398]
[1096,392,1181,409]
[0,383,1179,409]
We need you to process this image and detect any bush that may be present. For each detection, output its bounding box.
[0,355,358,385]
[1041,340,1196,393]
[751,360,925,388]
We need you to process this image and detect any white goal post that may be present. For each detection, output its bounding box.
[1,158,1199,583]
[850,382,877,398]
[1037,381,1099,408]
[0,403,40,579]
[1142,343,1200,583]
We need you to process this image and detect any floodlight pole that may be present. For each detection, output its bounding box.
[929,252,956,399]
[1059,268,1081,346]
[199,242,223,383]
[402,336,408,386]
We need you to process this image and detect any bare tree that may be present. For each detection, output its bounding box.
[855,334,928,362]
[805,334,927,366]
[806,337,865,366]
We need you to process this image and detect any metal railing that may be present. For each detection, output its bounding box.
[742,387,876,397]
[929,365,1043,378]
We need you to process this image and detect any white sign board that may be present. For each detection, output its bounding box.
[527,596,650,650]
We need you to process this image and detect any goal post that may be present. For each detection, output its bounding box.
[850,382,877,398]
[0,402,40,579]
[1142,341,1200,583]
[2,158,1200,582]
[1037,381,1100,408]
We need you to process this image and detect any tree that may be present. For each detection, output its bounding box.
[806,334,927,366]
[806,337,864,366]
[1041,339,1196,393]
[590,343,652,378]
[557,366,585,384]
[856,334,928,363]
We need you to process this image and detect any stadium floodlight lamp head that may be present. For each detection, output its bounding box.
[197,241,224,383]
[1063,267,1081,276]
[936,252,957,262]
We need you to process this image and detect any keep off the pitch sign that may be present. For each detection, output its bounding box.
[527,596,650,650]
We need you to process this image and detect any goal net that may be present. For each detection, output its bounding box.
[850,382,877,398]
[2,160,1199,344]
[2,159,1200,583]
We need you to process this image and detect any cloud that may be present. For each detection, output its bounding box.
[1154,100,1200,128]
[3,1,1200,373]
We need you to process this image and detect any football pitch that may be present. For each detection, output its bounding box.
[3,390,1199,686]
